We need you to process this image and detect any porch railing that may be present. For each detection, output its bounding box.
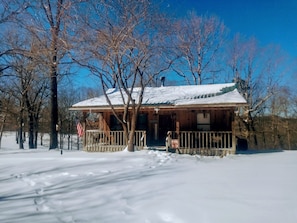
[84,130,146,152]
[171,131,235,156]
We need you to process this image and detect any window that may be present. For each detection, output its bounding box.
[197,112,210,131]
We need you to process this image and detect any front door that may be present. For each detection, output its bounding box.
[158,114,173,145]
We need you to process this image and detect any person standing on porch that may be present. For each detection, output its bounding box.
[166,131,172,152]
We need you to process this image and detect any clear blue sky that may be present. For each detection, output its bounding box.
[74,0,297,89]
[171,0,297,57]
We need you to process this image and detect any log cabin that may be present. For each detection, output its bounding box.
[70,83,247,156]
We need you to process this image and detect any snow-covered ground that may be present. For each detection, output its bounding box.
[0,132,297,223]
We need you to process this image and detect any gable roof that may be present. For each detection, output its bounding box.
[71,83,247,110]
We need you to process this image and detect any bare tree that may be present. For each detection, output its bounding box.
[0,0,29,74]
[75,0,173,151]
[0,32,50,149]
[58,83,86,150]
[0,1,26,147]
[23,59,49,149]
[0,0,28,24]
[227,34,288,147]
[269,87,290,148]
[173,12,228,85]
[19,0,79,149]
[41,0,63,149]
[0,57,27,149]
[0,92,14,148]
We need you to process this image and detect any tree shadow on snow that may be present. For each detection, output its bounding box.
[236,149,283,155]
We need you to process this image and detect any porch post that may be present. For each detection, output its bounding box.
[231,121,236,154]
[82,112,87,149]
[176,121,180,148]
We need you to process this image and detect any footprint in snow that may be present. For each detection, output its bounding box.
[34,196,51,212]
[35,188,44,195]
[22,177,36,186]
[12,173,25,179]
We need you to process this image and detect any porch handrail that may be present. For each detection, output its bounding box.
[171,131,233,150]
[85,130,146,149]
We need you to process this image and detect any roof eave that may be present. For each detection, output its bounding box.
[69,102,247,111]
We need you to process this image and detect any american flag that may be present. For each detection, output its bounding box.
[76,122,84,137]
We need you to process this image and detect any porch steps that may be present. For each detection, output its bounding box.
[84,144,148,152]
[147,146,234,157]
[84,144,126,152]
[176,148,235,157]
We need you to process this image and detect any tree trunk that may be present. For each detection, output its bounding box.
[28,114,34,149]
[34,131,38,148]
[127,107,137,152]
[40,133,43,146]
[49,33,59,149]
[0,114,6,149]
[122,122,129,150]
[27,113,39,149]
[250,119,258,148]
[49,75,58,149]
[127,132,134,152]
[34,115,38,148]
[18,117,24,149]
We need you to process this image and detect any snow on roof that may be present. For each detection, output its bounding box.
[71,83,247,109]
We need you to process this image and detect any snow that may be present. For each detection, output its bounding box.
[71,83,247,108]
[1,132,297,223]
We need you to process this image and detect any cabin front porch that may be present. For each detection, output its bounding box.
[79,107,238,156]
[83,129,236,156]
